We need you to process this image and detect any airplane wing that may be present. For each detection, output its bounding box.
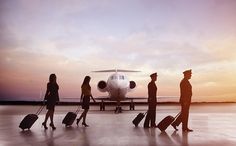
[94,97,111,101]
[125,97,147,100]
[94,97,147,101]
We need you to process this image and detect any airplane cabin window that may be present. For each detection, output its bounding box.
[119,75,124,80]
[111,76,117,80]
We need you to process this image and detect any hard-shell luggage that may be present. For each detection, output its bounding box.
[157,112,181,131]
[62,112,77,126]
[62,106,80,127]
[19,105,44,130]
[132,112,147,127]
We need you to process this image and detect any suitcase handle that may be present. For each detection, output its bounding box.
[35,101,45,115]
[75,103,81,114]
[174,112,181,119]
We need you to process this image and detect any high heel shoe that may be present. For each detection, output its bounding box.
[82,122,89,127]
[49,123,56,130]
[76,118,81,126]
[42,122,48,130]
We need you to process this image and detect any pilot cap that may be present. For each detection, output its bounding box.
[150,72,157,78]
[183,69,192,75]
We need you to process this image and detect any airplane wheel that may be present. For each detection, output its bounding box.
[130,104,135,110]
[100,103,105,111]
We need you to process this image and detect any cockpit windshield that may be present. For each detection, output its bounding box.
[119,75,124,80]
[111,75,124,80]
[111,76,117,80]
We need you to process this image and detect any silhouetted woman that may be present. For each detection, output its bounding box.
[42,74,59,130]
[76,76,96,127]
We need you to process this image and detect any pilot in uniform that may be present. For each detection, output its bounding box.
[172,69,193,132]
[144,72,157,128]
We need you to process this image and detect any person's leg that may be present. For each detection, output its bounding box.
[49,109,56,129]
[82,109,89,127]
[144,110,151,128]
[44,110,50,123]
[149,110,154,127]
[185,105,190,128]
[78,111,84,121]
[76,110,85,125]
[42,110,50,129]
[182,105,188,130]
[82,109,88,123]
[182,104,192,131]
[150,106,156,127]
[49,109,54,124]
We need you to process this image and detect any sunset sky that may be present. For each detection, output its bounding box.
[0,0,236,102]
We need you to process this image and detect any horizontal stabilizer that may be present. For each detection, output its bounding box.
[92,69,140,73]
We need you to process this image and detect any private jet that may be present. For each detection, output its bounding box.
[93,69,146,113]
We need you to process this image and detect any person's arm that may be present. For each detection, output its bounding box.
[80,92,83,102]
[147,83,152,104]
[44,84,49,100]
[57,84,60,102]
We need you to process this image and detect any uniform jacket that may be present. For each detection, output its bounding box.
[179,78,192,105]
[148,81,157,107]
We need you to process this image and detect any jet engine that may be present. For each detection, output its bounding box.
[129,81,136,89]
[97,80,107,92]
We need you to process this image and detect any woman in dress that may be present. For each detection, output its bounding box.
[42,74,59,130]
[76,76,96,127]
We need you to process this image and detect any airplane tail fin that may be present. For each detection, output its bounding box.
[92,69,140,73]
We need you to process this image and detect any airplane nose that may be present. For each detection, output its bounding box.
[111,80,119,88]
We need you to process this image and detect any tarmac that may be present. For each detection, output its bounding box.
[0,103,236,146]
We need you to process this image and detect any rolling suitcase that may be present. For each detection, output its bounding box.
[157,112,181,131]
[62,105,80,127]
[19,104,44,130]
[132,112,147,127]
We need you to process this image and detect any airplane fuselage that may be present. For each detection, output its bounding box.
[107,73,129,101]
[95,69,138,112]
[97,72,136,102]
